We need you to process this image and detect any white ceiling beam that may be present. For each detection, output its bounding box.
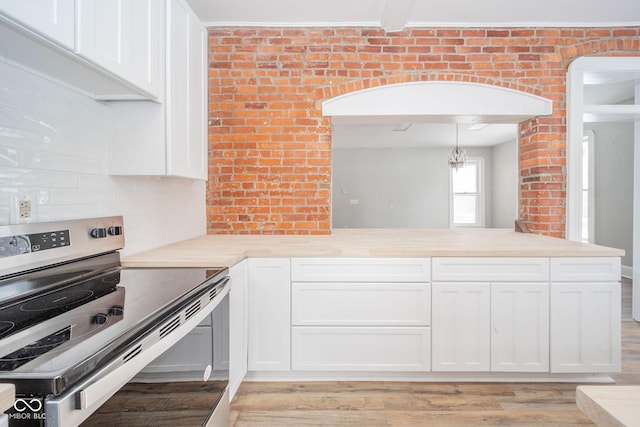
[380,0,416,31]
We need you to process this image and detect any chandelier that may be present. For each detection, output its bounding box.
[448,123,467,170]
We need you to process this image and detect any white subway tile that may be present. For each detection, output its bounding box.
[0,63,206,253]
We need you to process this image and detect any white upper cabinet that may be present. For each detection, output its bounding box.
[166,0,207,178]
[0,0,74,49]
[0,0,162,100]
[75,0,162,99]
[109,0,207,179]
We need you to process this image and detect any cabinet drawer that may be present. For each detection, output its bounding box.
[550,257,621,282]
[292,282,430,326]
[291,258,430,282]
[432,257,549,282]
[291,326,431,371]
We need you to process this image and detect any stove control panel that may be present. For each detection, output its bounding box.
[0,216,125,277]
[0,229,70,257]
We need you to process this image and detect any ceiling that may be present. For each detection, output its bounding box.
[332,123,517,149]
[186,0,640,29]
[189,0,640,148]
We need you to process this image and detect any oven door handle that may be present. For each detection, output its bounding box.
[74,279,230,411]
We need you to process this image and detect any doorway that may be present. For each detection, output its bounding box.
[566,56,640,321]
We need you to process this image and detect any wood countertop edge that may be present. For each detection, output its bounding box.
[122,249,624,268]
[576,385,640,427]
[0,383,15,414]
[121,230,624,268]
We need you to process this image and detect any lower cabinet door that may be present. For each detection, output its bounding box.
[491,283,550,372]
[291,327,431,371]
[550,282,621,373]
[247,258,291,371]
[431,282,490,372]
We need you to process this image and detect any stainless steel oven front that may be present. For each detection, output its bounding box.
[0,217,230,427]
[43,286,231,427]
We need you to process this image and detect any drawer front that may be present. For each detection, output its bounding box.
[432,257,549,282]
[291,258,430,282]
[550,257,621,282]
[291,326,431,371]
[292,282,431,326]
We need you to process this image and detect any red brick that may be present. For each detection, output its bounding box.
[207,25,640,236]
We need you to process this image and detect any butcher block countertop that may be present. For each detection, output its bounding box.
[121,228,624,268]
[0,383,14,414]
[576,386,640,427]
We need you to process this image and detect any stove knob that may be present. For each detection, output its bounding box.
[91,314,108,325]
[90,228,107,239]
[108,305,124,316]
[108,226,123,236]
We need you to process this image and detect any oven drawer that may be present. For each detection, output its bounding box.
[291,326,431,371]
[292,282,431,326]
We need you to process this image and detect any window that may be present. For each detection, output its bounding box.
[450,158,484,227]
[581,130,595,243]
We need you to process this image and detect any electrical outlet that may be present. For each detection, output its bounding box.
[19,200,32,218]
[11,193,37,224]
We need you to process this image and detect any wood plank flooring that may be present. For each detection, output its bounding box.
[231,279,640,427]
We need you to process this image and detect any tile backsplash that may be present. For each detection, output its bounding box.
[0,61,205,256]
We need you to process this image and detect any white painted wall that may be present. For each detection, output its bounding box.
[0,62,206,256]
[332,145,517,229]
[587,122,634,268]
[491,139,518,228]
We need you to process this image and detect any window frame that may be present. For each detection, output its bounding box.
[449,157,485,228]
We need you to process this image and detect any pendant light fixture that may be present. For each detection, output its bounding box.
[448,123,467,170]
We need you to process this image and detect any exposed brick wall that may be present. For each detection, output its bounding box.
[207,27,640,236]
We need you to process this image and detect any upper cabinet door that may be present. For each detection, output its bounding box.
[166,0,207,179]
[75,0,162,99]
[0,0,75,49]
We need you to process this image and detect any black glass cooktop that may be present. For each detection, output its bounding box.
[0,252,227,395]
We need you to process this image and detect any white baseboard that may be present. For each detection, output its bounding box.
[622,265,633,279]
[244,370,615,384]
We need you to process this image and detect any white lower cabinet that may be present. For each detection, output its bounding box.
[550,257,621,373]
[229,260,248,400]
[242,256,621,379]
[550,282,621,372]
[292,326,431,371]
[247,258,291,371]
[431,258,553,374]
[432,282,551,373]
[289,258,431,373]
[431,282,491,372]
[491,283,549,372]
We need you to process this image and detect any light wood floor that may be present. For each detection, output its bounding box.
[231,278,640,426]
